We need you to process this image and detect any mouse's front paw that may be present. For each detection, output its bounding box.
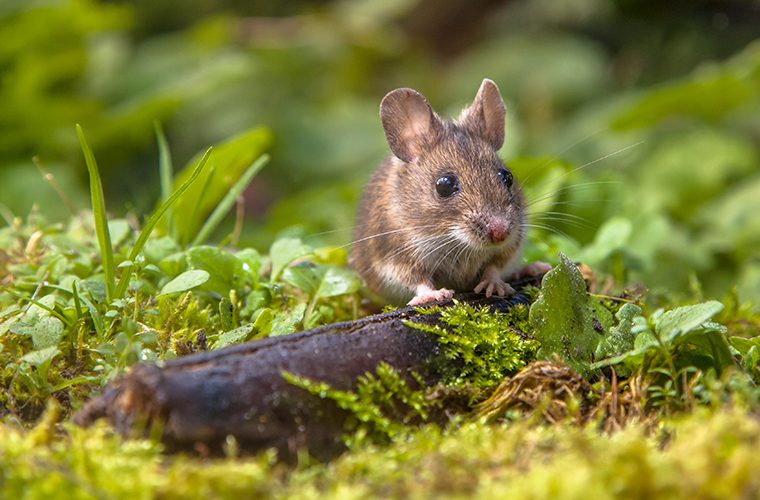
[473,278,515,298]
[408,287,454,306]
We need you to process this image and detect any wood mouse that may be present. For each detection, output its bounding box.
[351,78,550,306]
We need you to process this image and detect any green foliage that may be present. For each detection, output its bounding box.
[282,264,361,328]
[0,0,131,160]
[159,270,210,295]
[269,237,312,283]
[0,132,360,419]
[612,44,760,129]
[594,302,641,362]
[525,253,755,416]
[527,253,740,394]
[591,301,731,373]
[114,146,212,299]
[190,153,270,246]
[529,253,612,377]
[170,128,273,245]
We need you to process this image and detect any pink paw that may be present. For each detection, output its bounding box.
[509,261,552,280]
[408,287,454,306]
[474,278,515,298]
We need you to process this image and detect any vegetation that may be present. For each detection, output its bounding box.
[1,0,760,497]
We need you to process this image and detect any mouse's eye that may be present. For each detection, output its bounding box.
[497,168,513,189]
[435,174,459,198]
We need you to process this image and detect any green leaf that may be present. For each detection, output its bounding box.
[744,346,760,372]
[252,308,273,337]
[528,253,611,377]
[595,303,642,360]
[730,336,760,357]
[630,130,758,223]
[21,346,61,367]
[185,246,249,295]
[316,266,362,298]
[633,327,658,351]
[31,317,64,350]
[172,127,273,243]
[219,297,236,331]
[236,248,263,282]
[270,303,306,336]
[283,265,361,299]
[159,270,210,295]
[72,282,104,339]
[679,327,735,374]
[191,154,270,246]
[76,124,115,302]
[655,301,725,343]
[212,324,254,350]
[10,317,64,350]
[155,122,174,229]
[612,72,755,130]
[282,265,322,295]
[270,238,312,283]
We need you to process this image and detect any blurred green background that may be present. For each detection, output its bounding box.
[1,0,759,307]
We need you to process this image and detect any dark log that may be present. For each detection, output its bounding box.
[74,278,539,461]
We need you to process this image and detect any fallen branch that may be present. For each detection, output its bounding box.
[74,277,539,460]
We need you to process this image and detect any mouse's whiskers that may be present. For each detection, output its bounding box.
[341,224,441,250]
[369,232,451,272]
[528,211,593,230]
[526,180,621,209]
[520,222,572,239]
[429,235,468,276]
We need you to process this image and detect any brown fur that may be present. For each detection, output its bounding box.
[351,80,525,304]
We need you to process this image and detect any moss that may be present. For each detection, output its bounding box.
[282,299,542,448]
[283,362,431,445]
[2,405,760,498]
[410,300,539,391]
[151,292,217,354]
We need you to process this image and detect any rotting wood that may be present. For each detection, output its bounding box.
[74,276,541,461]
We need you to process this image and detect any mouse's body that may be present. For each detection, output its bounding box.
[351,79,547,306]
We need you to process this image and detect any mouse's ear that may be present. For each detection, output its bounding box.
[380,88,442,163]
[459,79,506,150]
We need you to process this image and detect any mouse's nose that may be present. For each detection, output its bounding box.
[488,219,508,243]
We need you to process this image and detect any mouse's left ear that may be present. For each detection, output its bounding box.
[459,79,506,150]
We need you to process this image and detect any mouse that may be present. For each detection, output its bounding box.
[350,78,550,306]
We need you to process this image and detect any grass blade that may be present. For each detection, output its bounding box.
[71,281,83,323]
[191,154,270,246]
[113,148,212,299]
[45,284,105,339]
[155,122,174,237]
[171,127,272,243]
[186,164,216,246]
[76,124,115,302]
[1,287,71,326]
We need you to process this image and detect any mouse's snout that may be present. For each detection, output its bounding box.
[487,218,508,243]
[470,213,510,245]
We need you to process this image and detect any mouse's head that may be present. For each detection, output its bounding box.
[380,79,525,252]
